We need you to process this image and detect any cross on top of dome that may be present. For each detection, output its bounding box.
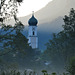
[32,11,34,16]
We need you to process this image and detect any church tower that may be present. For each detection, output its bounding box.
[28,12,38,49]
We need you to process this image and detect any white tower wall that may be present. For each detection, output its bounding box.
[28,26,38,49]
[28,26,37,36]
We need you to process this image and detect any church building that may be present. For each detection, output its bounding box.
[28,12,38,49]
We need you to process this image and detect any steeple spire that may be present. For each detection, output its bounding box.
[28,11,38,26]
[32,11,34,16]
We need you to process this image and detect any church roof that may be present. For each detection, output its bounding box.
[28,12,38,26]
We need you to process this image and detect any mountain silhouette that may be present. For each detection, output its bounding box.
[6,0,75,50]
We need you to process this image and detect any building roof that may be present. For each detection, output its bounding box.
[28,12,38,26]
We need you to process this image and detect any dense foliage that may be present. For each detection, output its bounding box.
[0,0,23,22]
[42,8,75,71]
[0,25,36,69]
[66,57,75,75]
[0,0,41,71]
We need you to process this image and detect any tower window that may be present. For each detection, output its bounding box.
[33,31,35,35]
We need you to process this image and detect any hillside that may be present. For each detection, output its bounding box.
[6,0,75,50]
[18,0,75,25]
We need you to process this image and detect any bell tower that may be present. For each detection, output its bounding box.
[28,12,38,49]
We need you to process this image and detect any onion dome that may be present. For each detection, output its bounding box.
[28,12,38,26]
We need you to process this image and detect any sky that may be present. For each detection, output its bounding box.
[17,0,53,17]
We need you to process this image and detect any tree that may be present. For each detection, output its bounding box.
[0,0,36,69]
[62,8,75,61]
[0,0,38,71]
[52,72,56,75]
[0,30,36,69]
[41,70,47,75]
[1,71,5,75]
[66,57,75,75]
[0,0,24,56]
[17,71,20,75]
[63,8,75,37]
[0,22,24,56]
[0,0,23,23]
[42,8,75,70]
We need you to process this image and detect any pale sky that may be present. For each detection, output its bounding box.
[17,0,53,17]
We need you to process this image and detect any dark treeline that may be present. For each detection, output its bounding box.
[41,8,75,73]
[0,69,71,75]
[0,0,41,70]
